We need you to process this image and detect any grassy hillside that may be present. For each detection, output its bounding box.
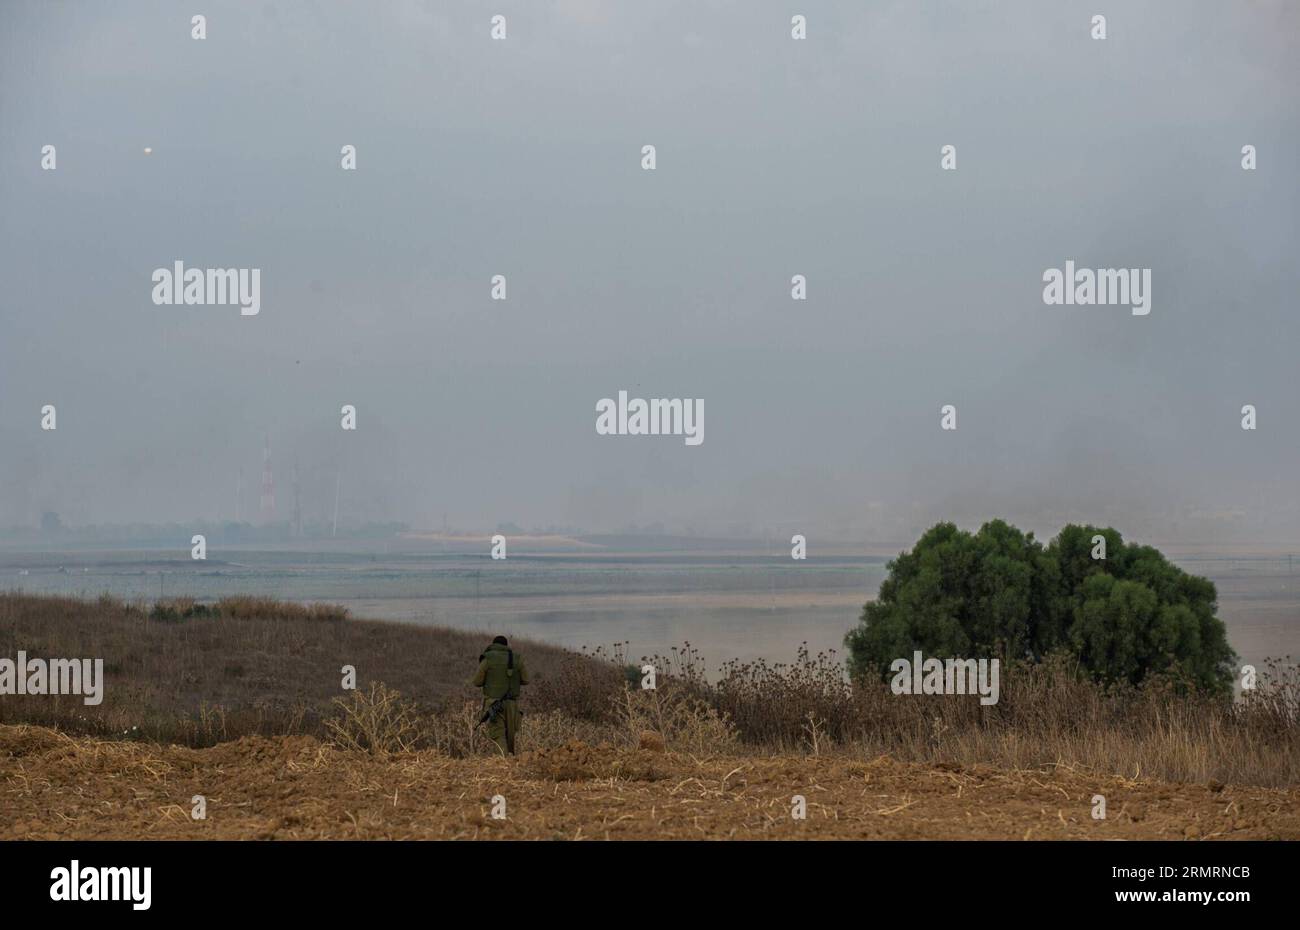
[1,594,1297,790]
[0,593,588,745]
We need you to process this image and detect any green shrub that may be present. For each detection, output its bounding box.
[845,520,1236,693]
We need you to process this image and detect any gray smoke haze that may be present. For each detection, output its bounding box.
[2,0,1297,545]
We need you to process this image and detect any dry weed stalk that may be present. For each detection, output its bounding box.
[324,682,421,756]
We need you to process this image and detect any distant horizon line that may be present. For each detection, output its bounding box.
[2,527,1299,560]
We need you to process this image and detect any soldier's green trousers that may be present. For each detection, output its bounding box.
[483,698,521,755]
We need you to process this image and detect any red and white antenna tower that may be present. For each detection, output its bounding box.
[260,433,275,521]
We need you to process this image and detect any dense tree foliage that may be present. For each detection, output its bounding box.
[845,521,1236,693]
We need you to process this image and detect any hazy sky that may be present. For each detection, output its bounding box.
[2,0,1297,545]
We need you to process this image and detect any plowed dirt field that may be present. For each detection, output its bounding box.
[2,725,1296,840]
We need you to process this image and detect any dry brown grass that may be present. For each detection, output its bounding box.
[323,682,423,755]
[3,723,1297,840]
[614,682,740,757]
[521,640,1300,787]
[0,592,581,746]
[2,586,1298,841]
[3,594,1296,788]
[701,645,1300,787]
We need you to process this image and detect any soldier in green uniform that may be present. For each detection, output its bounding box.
[473,636,528,755]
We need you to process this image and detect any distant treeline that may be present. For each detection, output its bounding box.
[0,519,410,546]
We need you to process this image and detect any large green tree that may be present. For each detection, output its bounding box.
[845,521,1236,693]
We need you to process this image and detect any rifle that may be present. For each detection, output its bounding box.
[477,695,517,754]
[478,697,507,726]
